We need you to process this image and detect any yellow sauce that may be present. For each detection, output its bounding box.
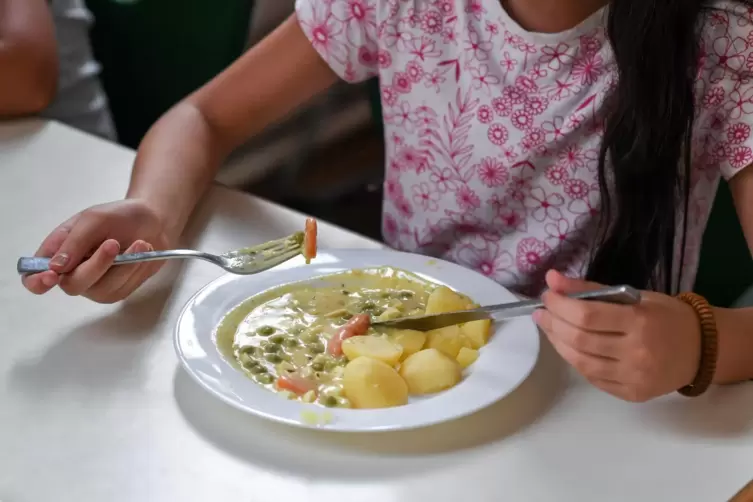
[215,267,436,408]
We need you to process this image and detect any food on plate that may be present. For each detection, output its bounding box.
[426,325,472,358]
[215,266,492,410]
[456,347,479,369]
[343,356,409,408]
[327,313,371,356]
[400,348,462,395]
[387,329,426,361]
[341,335,403,366]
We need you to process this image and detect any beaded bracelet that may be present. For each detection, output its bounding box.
[675,292,719,397]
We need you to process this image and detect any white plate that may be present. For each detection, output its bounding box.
[174,249,540,432]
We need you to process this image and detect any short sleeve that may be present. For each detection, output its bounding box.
[695,3,753,180]
[295,0,380,83]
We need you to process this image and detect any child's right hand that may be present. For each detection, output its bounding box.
[22,199,171,303]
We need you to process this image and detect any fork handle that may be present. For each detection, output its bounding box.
[17,249,209,275]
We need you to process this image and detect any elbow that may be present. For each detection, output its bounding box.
[19,56,58,114]
[0,41,58,116]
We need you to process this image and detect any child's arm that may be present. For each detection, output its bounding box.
[0,0,57,116]
[126,15,339,241]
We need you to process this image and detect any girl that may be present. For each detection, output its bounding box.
[22,0,753,401]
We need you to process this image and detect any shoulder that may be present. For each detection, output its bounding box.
[697,2,753,84]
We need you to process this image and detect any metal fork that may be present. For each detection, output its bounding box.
[17,232,304,276]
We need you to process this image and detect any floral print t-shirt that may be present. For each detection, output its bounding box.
[296,0,753,295]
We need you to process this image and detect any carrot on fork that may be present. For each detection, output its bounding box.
[303,218,317,264]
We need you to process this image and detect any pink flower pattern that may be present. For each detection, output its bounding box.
[297,0,753,294]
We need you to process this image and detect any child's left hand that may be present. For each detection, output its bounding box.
[533,270,702,402]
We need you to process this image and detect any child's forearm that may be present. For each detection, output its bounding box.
[712,306,753,383]
[126,15,337,242]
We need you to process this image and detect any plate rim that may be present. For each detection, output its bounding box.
[173,248,540,432]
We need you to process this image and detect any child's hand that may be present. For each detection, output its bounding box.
[533,270,701,402]
[22,199,171,303]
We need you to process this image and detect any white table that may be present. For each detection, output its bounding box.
[2,120,752,502]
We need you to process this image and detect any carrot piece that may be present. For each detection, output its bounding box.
[303,218,318,263]
[276,374,317,395]
[327,314,371,356]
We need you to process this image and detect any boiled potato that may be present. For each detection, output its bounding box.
[400,348,462,395]
[456,347,479,369]
[343,356,409,408]
[341,335,403,366]
[426,325,472,358]
[388,329,427,360]
[425,286,472,314]
[462,319,492,349]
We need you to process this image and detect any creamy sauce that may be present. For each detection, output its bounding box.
[215,267,436,407]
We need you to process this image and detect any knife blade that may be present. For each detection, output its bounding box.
[372,285,641,331]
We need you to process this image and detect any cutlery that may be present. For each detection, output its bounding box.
[373,285,641,331]
[17,232,305,276]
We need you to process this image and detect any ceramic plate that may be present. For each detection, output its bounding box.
[174,249,540,432]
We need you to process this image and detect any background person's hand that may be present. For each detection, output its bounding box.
[533,270,701,402]
[22,199,171,303]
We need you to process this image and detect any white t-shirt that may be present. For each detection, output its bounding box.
[41,0,116,141]
[295,0,753,295]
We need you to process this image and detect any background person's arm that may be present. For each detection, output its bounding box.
[126,15,339,241]
[0,0,57,116]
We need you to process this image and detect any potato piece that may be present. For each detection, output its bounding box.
[456,347,479,369]
[388,329,427,360]
[341,335,403,366]
[343,357,409,409]
[399,348,462,395]
[462,319,492,349]
[425,286,472,315]
[426,325,472,358]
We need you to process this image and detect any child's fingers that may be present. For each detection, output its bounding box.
[22,271,60,295]
[48,214,109,275]
[84,241,152,303]
[58,239,120,296]
[33,214,80,259]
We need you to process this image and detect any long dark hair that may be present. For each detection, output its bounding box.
[586,0,746,293]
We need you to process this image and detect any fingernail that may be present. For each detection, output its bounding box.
[41,274,58,288]
[145,242,154,252]
[532,309,543,323]
[105,240,121,254]
[49,253,69,268]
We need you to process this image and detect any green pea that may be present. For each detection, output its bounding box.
[399,290,415,299]
[239,352,255,366]
[264,353,283,364]
[336,397,351,408]
[283,338,299,348]
[239,345,257,355]
[249,364,267,374]
[361,301,377,311]
[257,326,276,336]
[371,308,384,317]
[269,334,285,344]
[311,362,324,372]
[301,332,319,343]
[264,343,281,353]
[307,343,325,355]
[322,396,338,408]
[341,290,350,295]
[256,373,274,385]
[324,359,341,371]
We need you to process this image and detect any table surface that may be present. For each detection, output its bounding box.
[1,120,752,502]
